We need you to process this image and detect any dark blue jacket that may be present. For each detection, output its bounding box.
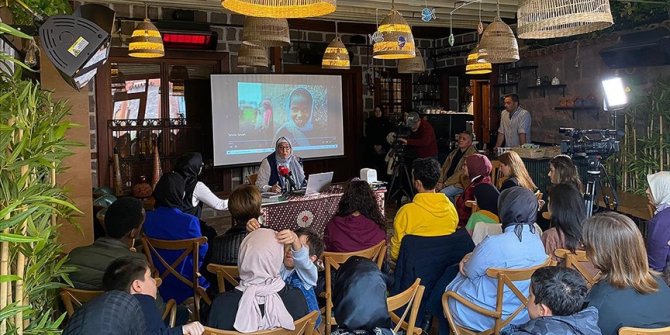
[391,229,475,325]
[134,294,182,335]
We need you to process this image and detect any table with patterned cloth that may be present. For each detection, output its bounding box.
[260,185,385,236]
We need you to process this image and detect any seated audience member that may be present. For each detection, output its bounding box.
[332,256,393,335]
[102,257,205,335]
[324,180,386,252]
[67,197,146,290]
[498,151,537,192]
[456,154,494,227]
[446,187,547,332]
[207,229,309,331]
[501,266,601,335]
[542,184,587,261]
[436,131,477,204]
[584,212,670,335]
[390,158,458,260]
[172,152,228,218]
[256,137,306,193]
[144,173,209,303]
[465,183,500,234]
[63,290,146,335]
[646,171,670,284]
[548,155,583,192]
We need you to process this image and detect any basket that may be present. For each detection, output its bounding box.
[512,147,544,159]
[543,146,562,158]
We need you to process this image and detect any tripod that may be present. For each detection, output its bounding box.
[387,149,415,206]
[583,156,619,217]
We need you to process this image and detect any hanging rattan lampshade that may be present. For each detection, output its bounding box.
[238,43,269,68]
[128,19,164,58]
[322,37,350,70]
[517,0,613,39]
[479,16,519,64]
[373,9,415,60]
[221,0,336,18]
[465,45,492,75]
[242,17,291,48]
[398,48,425,73]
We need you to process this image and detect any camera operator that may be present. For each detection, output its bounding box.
[397,112,438,160]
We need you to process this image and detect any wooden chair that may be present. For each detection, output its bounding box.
[141,234,212,321]
[202,310,319,335]
[442,258,552,335]
[491,161,507,189]
[465,200,480,214]
[554,249,601,287]
[206,263,240,294]
[60,287,178,327]
[321,240,387,335]
[387,278,425,335]
[247,173,259,185]
[619,326,670,334]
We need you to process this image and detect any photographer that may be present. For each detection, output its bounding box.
[397,112,438,160]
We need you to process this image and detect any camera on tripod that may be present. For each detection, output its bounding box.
[559,128,621,158]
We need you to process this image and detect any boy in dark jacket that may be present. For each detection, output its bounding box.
[103,257,205,335]
[502,266,601,335]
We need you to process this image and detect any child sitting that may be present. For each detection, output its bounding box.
[501,266,601,335]
[277,227,324,327]
[103,257,205,335]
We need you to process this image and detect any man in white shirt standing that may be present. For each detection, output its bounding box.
[494,94,531,149]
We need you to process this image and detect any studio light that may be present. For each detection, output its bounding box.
[602,77,627,109]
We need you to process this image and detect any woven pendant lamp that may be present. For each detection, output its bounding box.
[479,16,519,64]
[398,48,425,73]
[517,0,613,39]
[238,43,269,68]
[129,5,164,58]
[322,37,350,69]
[373,8,415,60]
[242,17,290,48]
[221,0,336,18]
[465,45,492,75]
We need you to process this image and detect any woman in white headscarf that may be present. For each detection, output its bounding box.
[646,171,670,283]
[207,228,309,331]
[256,137,306,193]
[275,88,314,147]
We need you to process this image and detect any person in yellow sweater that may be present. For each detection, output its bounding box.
[391,158,459,260]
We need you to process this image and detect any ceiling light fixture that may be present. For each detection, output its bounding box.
[128,4,164,58]
[373,1,415,60]
[517,0,613,39]
[221,0,336,18]
[322,22,350,70]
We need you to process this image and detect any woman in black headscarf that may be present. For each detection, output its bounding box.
[172,152,228,218]
[332,256,393,335]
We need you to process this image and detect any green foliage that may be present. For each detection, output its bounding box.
[0,21,79,334]
[10,0,71,26]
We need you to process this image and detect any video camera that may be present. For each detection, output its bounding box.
[559,128,621,158]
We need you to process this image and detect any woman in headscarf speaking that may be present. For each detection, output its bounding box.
[256,137,306,193]
[445,187,547,332]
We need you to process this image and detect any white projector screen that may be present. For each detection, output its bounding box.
[211,74,344,166]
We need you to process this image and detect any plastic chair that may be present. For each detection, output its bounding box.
[619,326,670,334]
[202,310,319,335]
[321,240,387,335]
[387,278,425,335]
[206,263,240,294]
[554,249,601,287]
[442,258,552,335]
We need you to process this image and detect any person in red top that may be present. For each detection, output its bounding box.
[398,112,438,159]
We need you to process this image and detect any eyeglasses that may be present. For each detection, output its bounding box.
[278,145,291,150]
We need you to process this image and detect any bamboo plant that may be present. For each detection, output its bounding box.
[0,23,79,334]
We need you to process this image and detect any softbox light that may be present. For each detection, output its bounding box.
[39,4,115,90]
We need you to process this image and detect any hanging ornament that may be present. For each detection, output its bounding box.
[421,7,436,22]
[448,14,455,46]
[397,35,406,48]
[369,31,384,44]
[478,21,484,34]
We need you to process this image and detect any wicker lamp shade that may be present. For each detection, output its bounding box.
[322,37,350,69]
[128,19,164,58]
[238,43,269,68]
[465,46,492,75]
[242,17,291,48]
[221,0,336,18]
[479,16,519,64]
[398,48,425,73]
[517,0,613,39]
[373,9,415,60]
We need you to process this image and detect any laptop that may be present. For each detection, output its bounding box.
[297,171,334,195]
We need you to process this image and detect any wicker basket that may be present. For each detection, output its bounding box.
[373,9,415,60]
[238,43,268,68]
[221,0,336,18]
[242,17,290,48]
[517,0,613,39]
[398,48,425,73]
[479,16,519,64]
[322,37,350,70]
[512,147,544,159]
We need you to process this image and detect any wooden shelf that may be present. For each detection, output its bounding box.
[493,82,518,87]
[528,84,567,97]
[554,106,601,119]
[504,65,538,73]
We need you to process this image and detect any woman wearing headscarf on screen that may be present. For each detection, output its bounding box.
[275,87,314,147]
[256,137,306,193]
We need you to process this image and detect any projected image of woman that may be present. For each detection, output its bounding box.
[275,88,314,147]
[255,137,306,193]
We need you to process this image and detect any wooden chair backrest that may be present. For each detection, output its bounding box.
[141,234,211,320]
[491,161,506,189]
[60,288,102,317]
[322,240,387,335]
[443,257,551,335]
[553,249,601,287]
[247,173,259,185]
[465,200,480,214]
[387,279,425,335]
[619,326,670,335]
[202,310,319,335]
[207,263,240,294]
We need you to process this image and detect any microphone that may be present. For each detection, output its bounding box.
[278,165,296,192]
